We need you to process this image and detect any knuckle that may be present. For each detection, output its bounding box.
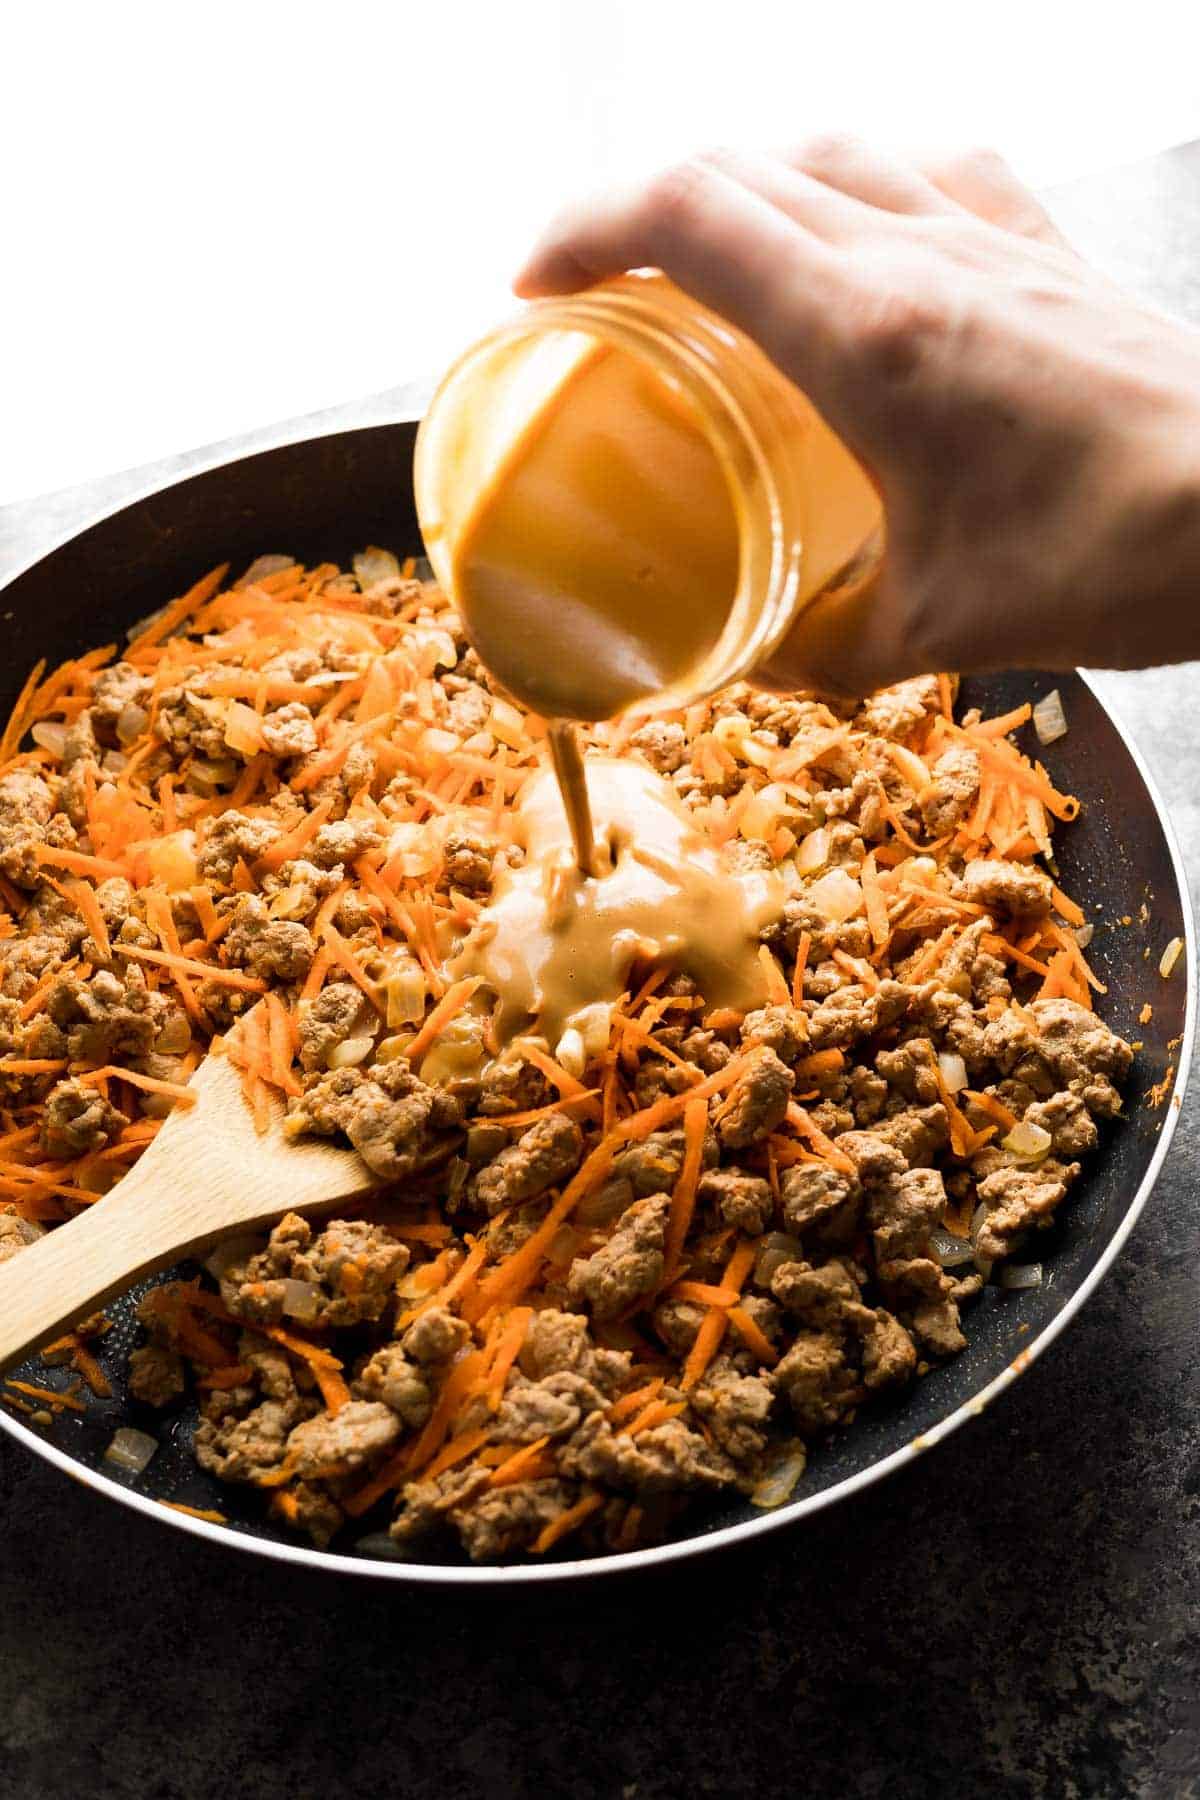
[640,159,714,238]
[852,284,948,379]
[791,131,867,176]
[956,143,1013,181]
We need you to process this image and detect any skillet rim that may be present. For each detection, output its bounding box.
[0,421,1193,1585]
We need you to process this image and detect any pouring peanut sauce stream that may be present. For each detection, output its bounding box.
[414,279,883,1047]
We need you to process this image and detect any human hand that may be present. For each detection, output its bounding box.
[515,142,1200,695]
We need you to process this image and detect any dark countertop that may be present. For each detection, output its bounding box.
[2,143,1199,1800]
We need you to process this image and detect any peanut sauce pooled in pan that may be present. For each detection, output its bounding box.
[450,754,786,1048]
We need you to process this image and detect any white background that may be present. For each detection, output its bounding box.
[4,1,1199,505]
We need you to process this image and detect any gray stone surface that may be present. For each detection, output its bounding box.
[1,145,1199,1800]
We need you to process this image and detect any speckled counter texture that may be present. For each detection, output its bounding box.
[2,143,1199,1800]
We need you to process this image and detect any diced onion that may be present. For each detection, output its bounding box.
[796,826,831,874]
[116,702,150,746]
[754,1232,802,1287]
[384,820,439,880]
[567,1002,612,1061]
[328,1034,376,1070]
[353,1531,409,1560]
[937,1052,968,1094]
[489,698,527,750]
[105,1427,159,1474]
[31,721,67,756]
[145,830,199,892]
[280,1278,322,1323]
[929,1225,976,1267]
[807,866,863,924]
[413,629,458,676]
[1160,936,1185,979]
[385,962,427,1029]
[202,1234,265,1280]
[554,1027,586,1081]
[353,547,401,588]
[998,1261,1043,1290]
[419,727,461,761]
[188,757,238,796]
[1032,688,1068,745]
[751,1445,807,1509]
[1074,923,1094,949]
[1001,1120,1053,1163]
[239,553,295,587]
[740,783,788,843]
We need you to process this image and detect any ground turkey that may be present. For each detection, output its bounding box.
[559,1413,737,1494]
[919,744,981,836]
[285,1062,464,1180]
[628,720,688,773]
[260,703,319,758]
[473,1113,583,1215]
[47,966,167,1062]
[516,1308,631,1395]
[716,1049,794,1149]
[352,1346,433,1428]
[284,1400,400,1477]
[128,1343,186,1407]
[221,1213,409,1328]
[567,1195,669,1320]
[697,1168,775,1235]
[298,982,370,1071]
[197,811,283,885]
[223,894,315,981]
[961,858,1053,918]
[688,1358,775,1462]
[448,1479,582,1560]
[741,1004,809,1063]
[41,1077,128,1157]
[0,769,58,887]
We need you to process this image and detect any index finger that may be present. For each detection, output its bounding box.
[512,158,857,405]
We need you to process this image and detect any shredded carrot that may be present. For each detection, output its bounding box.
[255,796,334,872]
[531,1491,605,1554]
[791,930,812,1006]
[420,1424,493,1483]
[488,1434,554,1488]
[79,1065,196,1106]
[32,845,128,881]
[663,1094,709,1281]
[606,1380,665,1427]
[161,1502,229,1523]
[680,1237,758,1391]
[625,1398,688,1436]
[963,1089,1018,1131]
[126,563,229,655]
[0,658,48,763]
[484,1306,533,1411]
[404,975,483,1067]
[116,942,266,992]
[727,1305,778,1367]
[4,1379,86,1413]
[45,877,111,960]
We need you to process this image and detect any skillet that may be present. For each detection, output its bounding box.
[0,416,1192,1583]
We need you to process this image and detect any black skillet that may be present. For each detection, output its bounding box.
[0,419,1192,1583]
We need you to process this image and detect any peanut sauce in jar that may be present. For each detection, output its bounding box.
[415,275,881,1046]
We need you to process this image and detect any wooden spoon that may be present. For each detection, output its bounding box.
[0,1052,377,1374]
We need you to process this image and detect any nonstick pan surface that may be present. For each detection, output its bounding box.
[0,419,1192,1583]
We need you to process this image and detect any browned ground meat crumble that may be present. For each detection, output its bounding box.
[0,553,1134,1562]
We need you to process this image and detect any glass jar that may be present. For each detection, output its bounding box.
[413,272,882,722]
